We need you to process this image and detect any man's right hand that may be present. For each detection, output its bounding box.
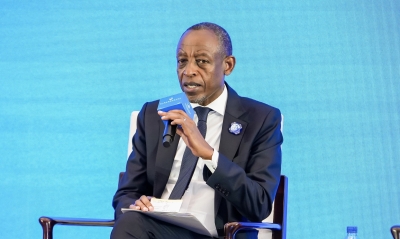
[158,110,214,159]
[129,195,154,211]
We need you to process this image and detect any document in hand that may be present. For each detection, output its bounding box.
[121,198,213,237]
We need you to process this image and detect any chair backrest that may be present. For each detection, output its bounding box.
[259,114,285,238]
[127,111,140,157]
[272,175,288,239]
[392,225,400,239]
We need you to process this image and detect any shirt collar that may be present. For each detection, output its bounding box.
[190,84,227,116]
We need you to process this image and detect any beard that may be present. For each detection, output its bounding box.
[183,84,222,106]
[188,95,207,105]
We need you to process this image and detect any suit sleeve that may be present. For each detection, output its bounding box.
[206,107,283,222]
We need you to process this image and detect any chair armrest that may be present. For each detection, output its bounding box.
[224,222,281,239]
[392,225,400,239]
[39,216,114,239]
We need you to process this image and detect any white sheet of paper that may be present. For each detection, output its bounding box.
[150,198,182,212]
[121,208,212,237]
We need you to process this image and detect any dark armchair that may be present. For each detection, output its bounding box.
[39,111,288,239]
[392,225,400,239]
[39,174,287,239]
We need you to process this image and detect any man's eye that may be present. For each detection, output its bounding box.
[196,59,208,64]
[177,59,187,64]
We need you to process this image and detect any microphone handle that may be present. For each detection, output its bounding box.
[162,120,177,148]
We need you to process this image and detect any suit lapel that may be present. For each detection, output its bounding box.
[219,113,248,160]
[214,84,248,218]
[218,84,247,160]
[153,120,180,198]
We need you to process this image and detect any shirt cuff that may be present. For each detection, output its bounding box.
[203,150,219,173]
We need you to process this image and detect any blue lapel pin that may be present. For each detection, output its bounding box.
[229,122,242,135]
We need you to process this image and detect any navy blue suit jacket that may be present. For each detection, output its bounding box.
[113,83,283,238]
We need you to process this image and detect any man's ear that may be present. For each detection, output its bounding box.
[224,56,236,76]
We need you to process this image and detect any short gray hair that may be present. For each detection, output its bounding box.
[184,22,232,57]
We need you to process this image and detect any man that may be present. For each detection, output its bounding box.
[111,22,283,239]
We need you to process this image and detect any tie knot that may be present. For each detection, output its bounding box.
[194,107,212,122]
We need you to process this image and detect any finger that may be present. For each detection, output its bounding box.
[176,130,192,152]
[158,109,184,114]
[146,196,154,211]
[129,204,140,210]
[170,118,188,126]
[168,109,187,114]
[159,110,188,121]
[176,128,187,141]
[157,110,166,116]
[134,196,152,212]
[134,198,147,211]
[140,195,154,211]
[160,115,192,128]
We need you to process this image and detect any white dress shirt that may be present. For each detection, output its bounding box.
[160,85,228,237]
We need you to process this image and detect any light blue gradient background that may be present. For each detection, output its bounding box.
[0,1,399,238]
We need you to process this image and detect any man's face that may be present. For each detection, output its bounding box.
[176,29,234,106]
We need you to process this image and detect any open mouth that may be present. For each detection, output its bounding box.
[183,82,201,88]
[184,82,201,88]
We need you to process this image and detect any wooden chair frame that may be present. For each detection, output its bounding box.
[39,174,287,239]
[392,225,400,239]
[39,111,287,239]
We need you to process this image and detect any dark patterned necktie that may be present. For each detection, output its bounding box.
[169,107,212,199]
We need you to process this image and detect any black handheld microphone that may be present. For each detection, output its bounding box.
[162,120,177,147]
[157,92,194,148]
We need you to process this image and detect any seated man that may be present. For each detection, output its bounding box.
[111,22,283,239]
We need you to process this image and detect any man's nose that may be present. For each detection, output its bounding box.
[183,60,197,77]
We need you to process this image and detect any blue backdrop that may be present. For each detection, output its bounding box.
[1,1,399,238]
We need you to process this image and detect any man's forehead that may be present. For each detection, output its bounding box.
[176,45,216,57]
[177,43,214,51]
[177,30,219,54]
[178,30,219,48]
[181,29,217,39]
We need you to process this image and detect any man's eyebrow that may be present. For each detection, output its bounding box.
[194,52,212,58]
[176,51,187,57]
[176,51,212,58]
